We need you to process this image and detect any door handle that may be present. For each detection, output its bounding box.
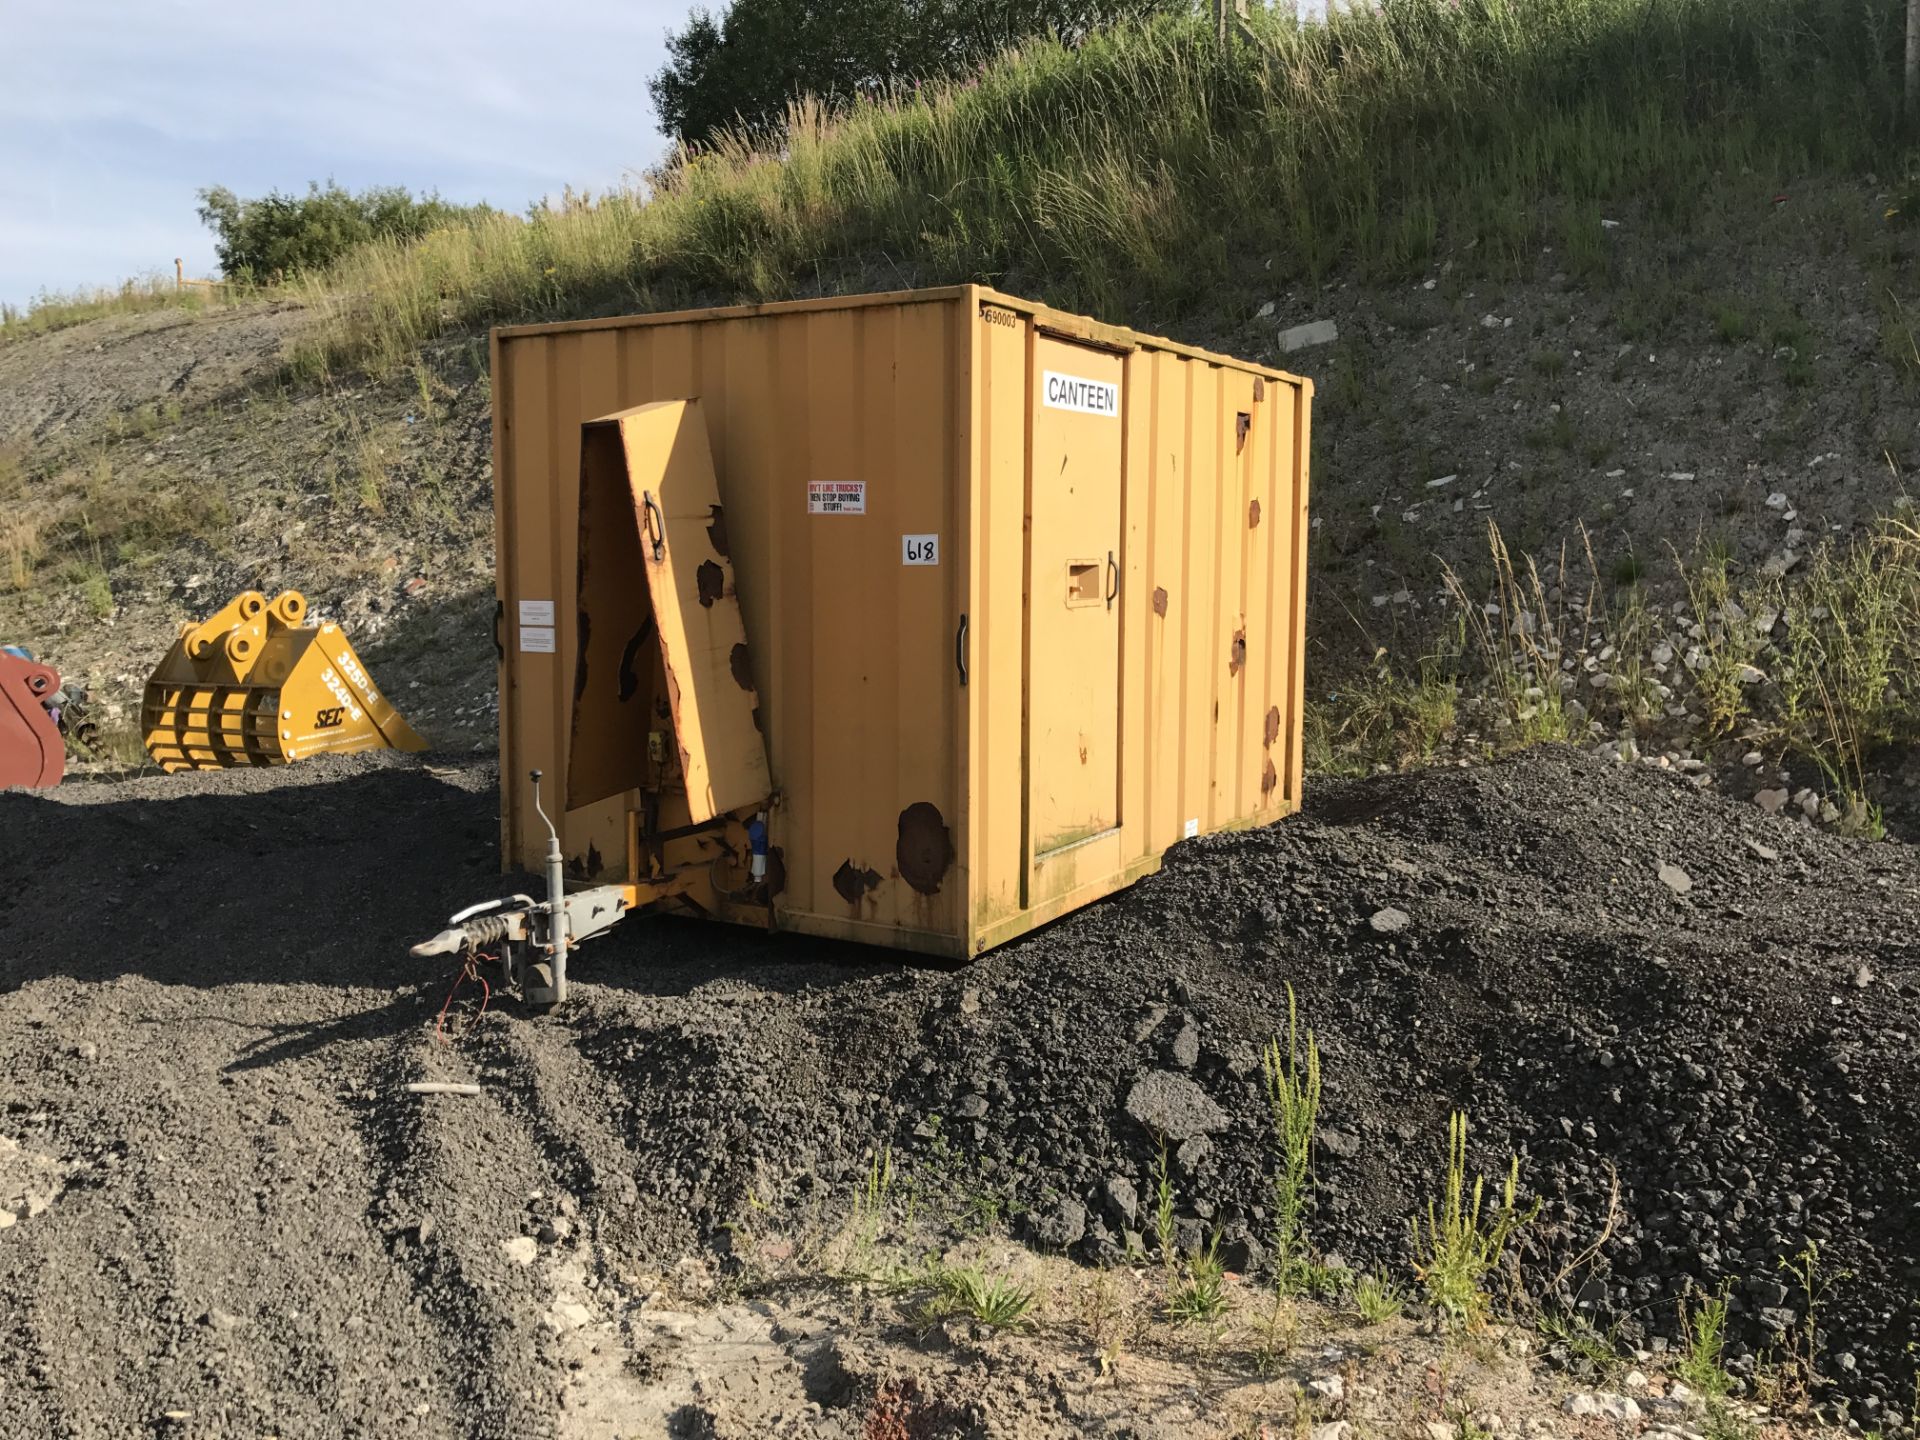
[955,613,969,686]
[1105,551,1118,611]
[641,490,666,562]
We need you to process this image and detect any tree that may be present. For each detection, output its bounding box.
[648,0,1180,145]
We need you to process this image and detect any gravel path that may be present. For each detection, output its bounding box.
[1,747,1914,1436]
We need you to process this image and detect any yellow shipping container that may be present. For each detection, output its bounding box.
[468,285,1310,991]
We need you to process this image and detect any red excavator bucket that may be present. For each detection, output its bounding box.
[0,651,66,789]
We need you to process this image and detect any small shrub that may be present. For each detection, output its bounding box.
[915,1264,1035,1330]
[72,563,114,619]
[1540,1311,1620,1375]
[1675,1284,1734,1400]
[1353,1268,1406,1324]
[1409,1111,1539,1329]
[1167,1237,1229,1324]
[1712,302,1753,344]
[196,180,489,283]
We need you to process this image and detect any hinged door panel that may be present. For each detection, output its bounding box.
[1027,337,1125,857]
[572,399,770,823]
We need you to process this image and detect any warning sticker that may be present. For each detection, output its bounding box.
[1042,370,1119,418]
[518,598,555,626]
[519,626,556,654]
[808,481,866,515]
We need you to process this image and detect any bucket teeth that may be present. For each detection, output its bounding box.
[141,590,427,772]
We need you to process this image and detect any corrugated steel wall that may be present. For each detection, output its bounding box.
[495,294,968,949]
[966,299,1311,952]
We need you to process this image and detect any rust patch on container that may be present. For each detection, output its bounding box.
[1253,376,1266,401]
[1262,758,1278,798]
[706,504,730,557]
[1264,705,1282,748]
[729,643,754,691]
[833,860,882,905]
[1229,628,1247,676]
[896,802,955,895]
[1152,587,1168,617]
[1249,498,1262,529]
[1236,412,1251,454]
[695,560,725,608]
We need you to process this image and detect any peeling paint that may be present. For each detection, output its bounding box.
[1152,586,1168,617]
[1236,412,1251,454]
[896,802,955,895]
[695,560,725,608]
[1229,628,1247,676]
[706,504,730,557]
[832,860,882,905]
[1262,758,1278,798]
[1249,498,1261,528]
[729,643,754,691]
[1264,705,1282,748]
[1253,376,1266,402]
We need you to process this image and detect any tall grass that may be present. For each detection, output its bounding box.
[297,0,1908,375]
[0,276,229,344]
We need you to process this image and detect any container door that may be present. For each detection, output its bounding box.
[1027,337,1125,855]
[569,399,770,824]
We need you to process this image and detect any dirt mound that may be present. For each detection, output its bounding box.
[0,748,1914,1436]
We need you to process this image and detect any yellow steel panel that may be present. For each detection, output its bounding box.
[1287,383,1314,806]
[1027,335,1124,857]
[975,301,1028,936]
[1144,352,1186,855]
[1180,363,1219,837]
[610,399,771,824]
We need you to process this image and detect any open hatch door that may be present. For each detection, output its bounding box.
[568,399,770,822]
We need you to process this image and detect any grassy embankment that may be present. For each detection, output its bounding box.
[5,0,1917,799]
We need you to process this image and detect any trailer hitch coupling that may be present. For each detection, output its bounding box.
[411,770,631,1008]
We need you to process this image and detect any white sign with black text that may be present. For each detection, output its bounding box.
[902,534,940,566]
[807,481,866,515]
[1041,370,1119,418]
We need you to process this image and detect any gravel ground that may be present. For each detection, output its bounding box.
[1,746,1915,1437]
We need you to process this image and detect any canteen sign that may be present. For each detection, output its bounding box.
[1042,370,1119,418]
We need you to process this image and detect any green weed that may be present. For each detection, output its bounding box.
[1353,1268,1406,1324]
[1167,1236,1229,1324]
[1153,1139,1177,1270]
[1409,1111,1539,1329]
[1262,985,1322,1292]
[914,1264,1036,1330]
[1676,1284,1735,1401]
[1777,1240,1850,1396]
[1540,1310,1620,1376]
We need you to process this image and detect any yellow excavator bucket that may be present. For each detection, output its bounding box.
[141,590,427,772]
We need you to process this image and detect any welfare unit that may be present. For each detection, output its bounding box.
[480,285,1311,973]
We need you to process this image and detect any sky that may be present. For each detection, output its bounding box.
[0,0,688,308]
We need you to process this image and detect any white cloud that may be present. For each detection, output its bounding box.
[1,0,690,305]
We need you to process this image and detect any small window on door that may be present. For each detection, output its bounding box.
[1066,560,1102,607]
